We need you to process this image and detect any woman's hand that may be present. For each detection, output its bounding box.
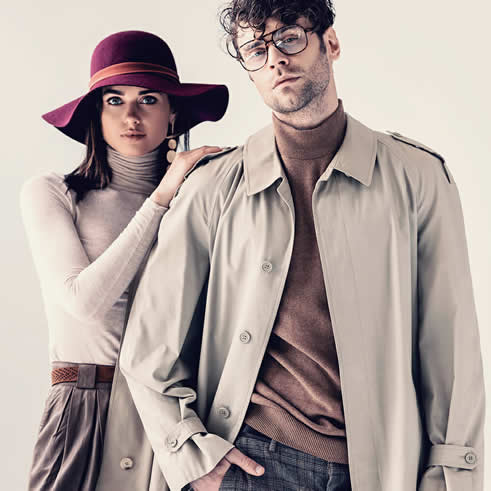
[150,146,223,207]
[189,447,265,491]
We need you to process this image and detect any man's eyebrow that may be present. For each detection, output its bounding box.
[238,25,284,49]
[237,24,267,48]
[240,39,264,50]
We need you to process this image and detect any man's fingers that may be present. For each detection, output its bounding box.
[213,456,232,476]
[225,448,265,475]
[189,456,231,490]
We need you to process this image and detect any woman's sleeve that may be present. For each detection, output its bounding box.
[20,174,168,321]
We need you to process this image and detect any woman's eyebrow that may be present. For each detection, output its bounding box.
[103,89,124,96]
[102,89,161,96]
[138,89,161,95]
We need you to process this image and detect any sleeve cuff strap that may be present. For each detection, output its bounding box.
[428,444,478,470]
[164,417,207,453]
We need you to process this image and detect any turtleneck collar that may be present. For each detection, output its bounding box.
[107,145,164,196]
[273,99,347,162]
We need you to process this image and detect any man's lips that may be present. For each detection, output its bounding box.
[273,76,300,89]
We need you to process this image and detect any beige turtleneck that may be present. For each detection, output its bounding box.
[245,100,349,464]
[20,147,168,364]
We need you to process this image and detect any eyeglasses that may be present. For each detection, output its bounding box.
[236,24,314,72]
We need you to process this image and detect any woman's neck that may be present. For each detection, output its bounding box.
[106,145,164,196]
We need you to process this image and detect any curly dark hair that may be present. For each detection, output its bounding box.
[219,0,336,57]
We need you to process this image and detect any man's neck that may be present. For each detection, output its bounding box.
[272,98,346,162]
[273,89,340,130]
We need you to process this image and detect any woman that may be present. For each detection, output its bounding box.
[20,30,229,490]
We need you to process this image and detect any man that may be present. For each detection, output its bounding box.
[118,1,485,490]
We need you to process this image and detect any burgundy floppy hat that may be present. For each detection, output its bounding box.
[42,30,229,143]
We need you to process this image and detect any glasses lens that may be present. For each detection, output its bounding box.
[274,26,307,55]
[239,39,267,71]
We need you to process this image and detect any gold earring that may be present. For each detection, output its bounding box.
[166,120,177,163]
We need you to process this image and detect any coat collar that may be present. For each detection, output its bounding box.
[243,113,378,196]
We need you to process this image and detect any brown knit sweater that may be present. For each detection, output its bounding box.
[244,100,349,464]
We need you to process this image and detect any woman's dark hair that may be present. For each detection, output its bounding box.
[219,0,336,56]
[64,89,190,203]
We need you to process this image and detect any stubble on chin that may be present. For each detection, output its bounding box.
[269,78,317,114]
[270,66,331,115]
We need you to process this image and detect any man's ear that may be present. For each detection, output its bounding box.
[324,26,341,60]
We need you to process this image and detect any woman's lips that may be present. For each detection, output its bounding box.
[122,134,145,140]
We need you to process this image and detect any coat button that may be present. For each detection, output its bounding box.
[465,452,477,464]
[120,457,133,470]
[218,406,231,419]
[261,261,273,273]
[239,331,251,343]
[166,437,178,449]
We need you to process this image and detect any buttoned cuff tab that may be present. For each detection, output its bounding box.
[164,417,207,453]
[428,444,478,470]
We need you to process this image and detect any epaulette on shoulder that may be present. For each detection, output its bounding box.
[183,146,239,180]
[386,131,453,183]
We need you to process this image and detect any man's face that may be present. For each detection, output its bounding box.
[236,16,339,115]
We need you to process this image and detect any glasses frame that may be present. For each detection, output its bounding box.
[236,24,314,72]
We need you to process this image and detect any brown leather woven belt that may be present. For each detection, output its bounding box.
[51,365,115,386]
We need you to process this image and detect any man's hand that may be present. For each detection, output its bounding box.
[189,447,265,491]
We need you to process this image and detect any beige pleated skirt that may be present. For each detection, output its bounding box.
[28,363,111,491]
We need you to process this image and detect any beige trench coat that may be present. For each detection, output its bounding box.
[96,114,485,491]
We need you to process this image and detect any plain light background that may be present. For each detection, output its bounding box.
[2,0,490,489]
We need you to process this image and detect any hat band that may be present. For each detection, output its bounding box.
[89,62,179,89]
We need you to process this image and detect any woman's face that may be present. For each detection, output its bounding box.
[100,85,175,157]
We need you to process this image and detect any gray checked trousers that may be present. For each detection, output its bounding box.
[218,424,351,491]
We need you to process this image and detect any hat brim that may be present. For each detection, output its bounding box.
[42,73,229,144]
